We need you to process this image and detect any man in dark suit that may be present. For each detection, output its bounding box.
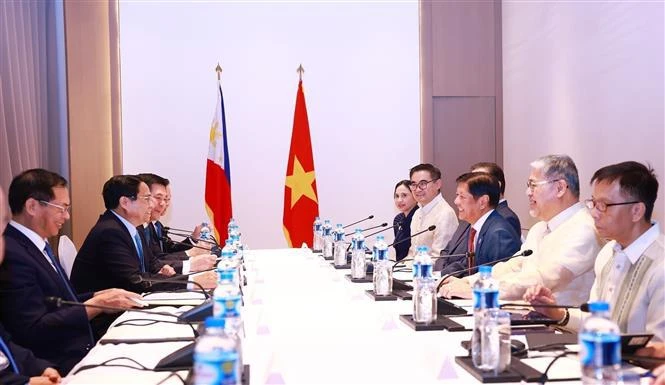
[436,172,521,278]
[136,173,215,273]
[0,169,141,374]
[0,186,60,385]
[470,162,522,237]
[71,175,183,296]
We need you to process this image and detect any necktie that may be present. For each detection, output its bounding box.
[143,226,151,245]
[154,222,164,252]
[0,337,18,373]
[133,233,146,273]
[44,243,78,301]
[467,227,477,270]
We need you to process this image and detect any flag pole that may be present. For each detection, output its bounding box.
[297,64,304,81]
[215,63,222,81]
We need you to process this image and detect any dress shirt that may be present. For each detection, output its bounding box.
[566,223,664,341]
[407,194,458,258]
[9,221,56,272]
[470,209,494,251]
[468,202,601,304]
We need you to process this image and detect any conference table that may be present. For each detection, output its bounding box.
[62,249,650,384]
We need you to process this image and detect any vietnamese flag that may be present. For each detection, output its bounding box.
[283,75,319,247]
[205,79,233,241]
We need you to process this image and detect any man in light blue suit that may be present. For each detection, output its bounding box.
[435,172,521,277]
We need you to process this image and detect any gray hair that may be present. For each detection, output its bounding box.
[530,155,580,198]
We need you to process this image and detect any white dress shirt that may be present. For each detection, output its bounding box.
[407,194,458,258]
[566,223,665,341]
[469,202,602,304]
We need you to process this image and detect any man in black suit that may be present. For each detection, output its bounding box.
[0,186,60,385]
[71,175,183,296]
[470,162,522,237]
[136,173,215,273]
[435,172,522,279]
[0,169,141,374]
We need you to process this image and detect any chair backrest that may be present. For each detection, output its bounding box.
[58,235,78,278]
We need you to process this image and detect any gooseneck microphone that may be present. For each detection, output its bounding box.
[392,251,474,270]
[160,236,221,257]
[365,222,401,238]
[438,249,533,287]
[500,302,590,313]
[388,225,436,248]
[343,222,388,237]
[130,275,211,299]
[166,230,218,246]
[342,215,374,229]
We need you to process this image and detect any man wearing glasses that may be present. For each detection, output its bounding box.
[406,163,458,259]
[0,169,142,374]
[72,175,180,298]
[439,155,601,305]
[136,173,215,274]
[525,161,664,341]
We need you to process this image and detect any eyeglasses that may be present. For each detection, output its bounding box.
[585,199,640,212]
[409,179,439,191]
[526,179,559,191]
[130,194,152,203]
[152,196,171,204]
[39,200,71,214]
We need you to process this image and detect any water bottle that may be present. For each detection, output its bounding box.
[579,301,621,384]
[372,235,392,295]
[217,240,240,286]
[472,265,499,371]
[322,220,333,259]
[213,268,243,332]
[200,222,213,241]
[350,229,366,279]
[333,224,346,266]
[413,245,437,323]
[227,218,237,237]
[193,317,241,385]
[312,217,323,251]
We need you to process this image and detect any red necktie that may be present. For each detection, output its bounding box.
[467,227,477,270]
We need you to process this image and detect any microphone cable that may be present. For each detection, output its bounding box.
[72,357,187,384]
[112,318,198,337]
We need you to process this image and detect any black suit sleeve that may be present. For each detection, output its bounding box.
[0,325,52,377]
[475,226,521,267]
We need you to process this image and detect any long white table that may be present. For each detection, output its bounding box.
[62,249,649,384]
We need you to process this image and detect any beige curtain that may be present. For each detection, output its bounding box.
[0,1,67,190]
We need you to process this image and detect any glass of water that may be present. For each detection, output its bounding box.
[485,309,512,374]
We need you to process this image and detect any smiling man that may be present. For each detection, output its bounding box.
[406,163,458,259]
[0,170,141,373]
[525,161,664,341]
[434,172,521,277]
[439,155,601,303]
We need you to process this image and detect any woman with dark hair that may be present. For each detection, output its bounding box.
[393,180,418,261]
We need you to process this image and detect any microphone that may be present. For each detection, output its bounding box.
[344,222,388,237]
[392,251,473,270]
[342,215,374,229]
[365,222,400,238]
[388,225,436,247]
[439,249,534,284]
[500,302,590,312]
[44,296,199,337]
[130,275,212,299]
[166,230,218,246]
[160,236,221,257]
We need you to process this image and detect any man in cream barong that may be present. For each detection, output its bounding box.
[525,161,665,341]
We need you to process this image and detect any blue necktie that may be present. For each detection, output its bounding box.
[155,222,164,252]
[143,226,151,245]
[44,244,96,346]
[44,243,78,301]
[0,337,18,373]
[133,233,146,273]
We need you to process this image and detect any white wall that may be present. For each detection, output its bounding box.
[119,2,420,248]
[502,2,665,227]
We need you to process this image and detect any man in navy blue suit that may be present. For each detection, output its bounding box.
[0,169,141,374]
[435,172,521,277]
[0,186,61,385]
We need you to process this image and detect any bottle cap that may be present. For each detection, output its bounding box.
[587,301,610,312]
[204,317,226,328]
[478,265,492,274]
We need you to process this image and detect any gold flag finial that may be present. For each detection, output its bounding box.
[215,63,223,81]
[297,64,304,81]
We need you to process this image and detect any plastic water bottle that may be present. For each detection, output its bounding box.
[333,224,346,266]
[579,301,621,384]
[372,235,392,295]
[217,240,240,284]
[213,268,243,332]
[312,217,323,252]
[193,317,241,385]
[200,222,213,241]
[350,229,366,279]
[413,245,437,323]
[472,265,499,370]
[227,218,237,236]
[322,219,333,259]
